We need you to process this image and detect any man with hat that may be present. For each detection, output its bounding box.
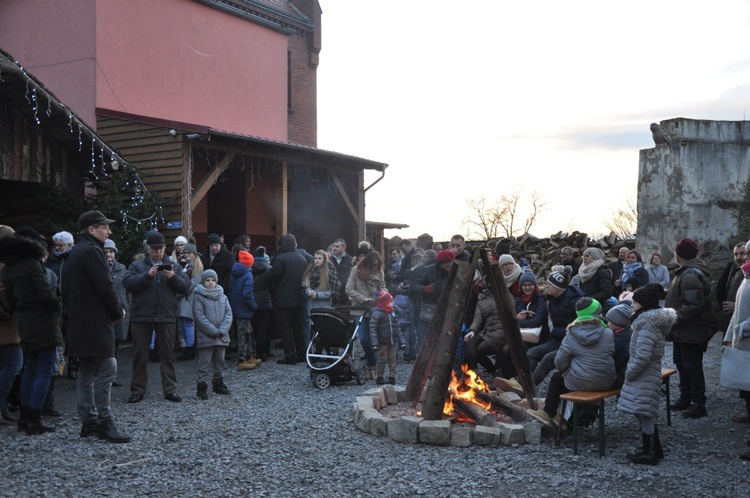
[200,233,233,295]
[62,210,129,442]
[123,230,191,403]
[664,237,715,419]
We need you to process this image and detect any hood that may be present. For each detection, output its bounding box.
[231,262,250,278]
[632,307,677,331]
[567,317,607,345]
[676,258,711,277]
[196,284,225,300]
[0,235,47,265]
[252,259,271,275]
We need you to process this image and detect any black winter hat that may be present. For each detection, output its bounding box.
[146,231,166,248]
[632,283,665,310]
[207,233,222,246]
[547,266,572,291]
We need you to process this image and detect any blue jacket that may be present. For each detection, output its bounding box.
[228,262,257,319]
[548,286,584,342]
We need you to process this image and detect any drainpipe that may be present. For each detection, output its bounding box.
[364,168,386,192]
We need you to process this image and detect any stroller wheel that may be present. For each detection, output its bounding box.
[313,373,331,390]
[355,366,366,386]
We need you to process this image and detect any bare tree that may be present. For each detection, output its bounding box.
[603,192,638,238]
[463,188,548,240]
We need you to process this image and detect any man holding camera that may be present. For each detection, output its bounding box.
[123,232,191,403]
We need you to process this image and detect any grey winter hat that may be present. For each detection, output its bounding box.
[183,243,198,255]
[606,303,633,327]
[201,269,218,284]
[103,239,118,253]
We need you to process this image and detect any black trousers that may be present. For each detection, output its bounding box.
[674,342,706,406]
[276,307,305,360]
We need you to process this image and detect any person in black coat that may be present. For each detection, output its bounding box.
[123,231,191,403]
[200,233,234,295]
[251,246,274,359]
[268,233,308,364]
[605,302,633,389]
[0,230,62,435]
[62,211,129,442]
[330,238,353,306]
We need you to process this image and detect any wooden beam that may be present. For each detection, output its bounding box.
[420,259,474,420]
[190,150,236,209]
[330,170,358,223]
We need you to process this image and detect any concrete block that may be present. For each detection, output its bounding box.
[356,396,376,411]
[499,423,525,445]
[383,385,399,405]
[450,426,474,447]
[474,425,501,446]
[369,414,389,437]
[356,408,374,433]
[388,415,421,443]
[363,388,387,409]
[418,420,451,446]
[523,420,542,444]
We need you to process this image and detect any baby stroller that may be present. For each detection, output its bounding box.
[306,307,368,389]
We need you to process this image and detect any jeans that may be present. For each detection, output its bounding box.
[401,323,416,358]
[356,315,377,367]
[527,340,560,385]
[674,342,706,405]
[0,344,23,411]
[77,357,117,423]
[177,317,195,348]
[20,347,56,409]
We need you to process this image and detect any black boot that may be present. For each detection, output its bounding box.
[96,419,131,443]
[197,382,209,400]
[627,433,656,465]
[67,357,80,380]
[16,407,29,432]
[652,426,664,461]
[212,378,230,395]
[24,409,56,435]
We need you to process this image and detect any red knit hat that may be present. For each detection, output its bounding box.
[436,250,456,264]
[377,291,393,308]
[238,251,255,267]
[675,238,699,260]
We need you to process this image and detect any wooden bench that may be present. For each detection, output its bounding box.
[554,368,679,457]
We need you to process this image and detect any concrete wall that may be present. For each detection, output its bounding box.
[637,118,750,271]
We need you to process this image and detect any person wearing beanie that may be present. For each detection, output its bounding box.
[617,283,676,464]
[250,247,274,360]
[355,244,371,262]
[175,243,204,362]
[193,268,233,399]
[102,238,130,387]
[498,266,584,395]
[527,295,616,428]
[200,233,233,302]
[498,253,523,298]
[228,251,259,371]
[347,251,387,378]
[606,303,634,389]
[268,233,308,365]
[578,247,613,312]
[515,271,548,345]
[369,291,405,385]
[253,246,268,262]
[123,228,192,404]
[664,237,714,419]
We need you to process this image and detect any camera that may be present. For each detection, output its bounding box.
[157,264,173,272]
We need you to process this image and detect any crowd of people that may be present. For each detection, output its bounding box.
[0,218,749,465]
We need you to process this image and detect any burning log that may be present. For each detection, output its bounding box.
[450,391,497,427]
[472,388,529,422]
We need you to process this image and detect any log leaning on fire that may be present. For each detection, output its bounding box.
[450,390,497,427]
[473,388,530,422]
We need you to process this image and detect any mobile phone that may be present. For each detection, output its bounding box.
[157,264,172,271]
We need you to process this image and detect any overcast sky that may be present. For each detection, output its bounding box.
[317,0,750,242]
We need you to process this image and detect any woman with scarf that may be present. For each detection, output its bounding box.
[621,250,650,294]
[498,253,523,298]
[578,247,613,310]
[617,283,676,465]
[346,251,386,379]
[303,250,339,310]
[515,271,549,345]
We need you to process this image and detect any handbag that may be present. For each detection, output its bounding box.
[420,303,437,323]
[519,302,542,344]
[719,345,750,391]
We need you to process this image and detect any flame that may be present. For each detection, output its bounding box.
[443,364,492,417]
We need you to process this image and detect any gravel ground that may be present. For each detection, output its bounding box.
[2,334,749,498]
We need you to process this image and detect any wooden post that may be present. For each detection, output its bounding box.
[479,249,538,408]
[403,263,457,404]
[420,259,475,420]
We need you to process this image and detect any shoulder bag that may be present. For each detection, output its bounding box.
[720,342,750,391]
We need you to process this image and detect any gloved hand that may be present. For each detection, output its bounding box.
[423,284,435,294]
[472,280,483,295]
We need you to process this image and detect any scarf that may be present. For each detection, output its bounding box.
[578,258,604,283]
[356,262,373,282]
[742,261,750,278]
[520,287,537,305]
[621,262,643,287]
[504,264,522,288]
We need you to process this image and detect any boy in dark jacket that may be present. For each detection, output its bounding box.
[229,251,258,371]
[606,302,633,389]
[370,292,404,385]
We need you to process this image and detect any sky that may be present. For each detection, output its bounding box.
[316,0,750,242]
